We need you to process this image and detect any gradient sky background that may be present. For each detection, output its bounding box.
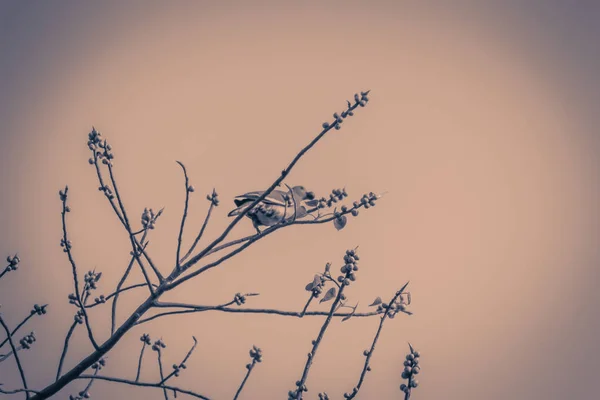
[1,1,599,399]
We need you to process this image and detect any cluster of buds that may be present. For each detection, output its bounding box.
[68,293,79,306]
[234,292,247,305]
[91,357,106,371]
[321,90,370,131]
[141,207,163,230]
[353,192,379,210]
[73,310,85,324]
[318,393,330,400]
[369,292,411,318]
[337,249,360,286]
[93,294,106,304]
[206,189,220,206]
[247,345,263,369]
[87,127,114,166]
[289,382,308,399]
[152,338,167,352]
[400,345,421,395]
[315,188,348,209]
[343,387,359,399]
[171,360,188,377]
[60,238,72,252]
[30,304,48,316]
[140,333,152,345]
[83,270,101,292]
[19,332,36,350]
[5,254,21,271]
[98,184,115,200]
[59,188,68,202]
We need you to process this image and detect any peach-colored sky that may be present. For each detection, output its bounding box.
[1,1,599,399]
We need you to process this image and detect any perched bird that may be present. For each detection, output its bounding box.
[228,186,317,233]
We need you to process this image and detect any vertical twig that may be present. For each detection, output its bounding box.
[345,282,410,399]
[59,187,99,350]
[135,338,148,382]
[233,346,262,400]
[56,320,78,381]
[175,161,191,269]
[180,190,217,263]
[0,315,29,399]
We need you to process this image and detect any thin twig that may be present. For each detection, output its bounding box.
[135,303,383,326]
[175,161,191,269]
[86,283,156,309]
[135,340,148,382]
[345,282,410,399]
[56,320,78,381]
[293,281,349,399]
[60,187,99,351]
[107,163,164,284]
[0,387,39,395]
[300,296,314,318]
[159,336,198,385]
[111,229,148,335]
[0,309,43,350]
[233,359,257,400]
[0,264,11,280]
[77,375,211,400]
[0,315,29,399]
[180,191,217,263]
[156,349,169,400]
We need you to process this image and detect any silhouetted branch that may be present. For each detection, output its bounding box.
[59,187,99,351]
[0,314,30,399]
[345,282,410,399]
[233,346,262,400]
[153,340,169,400]
[0,385,39,396]
[0,305,47,350]
[175,161,192,270]
[56,320,78,381]
[77,375,211,400]
[137,293,381,326]
[180,189,219,263]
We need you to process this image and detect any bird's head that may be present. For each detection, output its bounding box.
[292,186,316,201]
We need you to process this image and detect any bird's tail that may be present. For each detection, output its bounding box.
[227,203,252,217]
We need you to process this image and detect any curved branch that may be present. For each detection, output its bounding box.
[77,375,211,400]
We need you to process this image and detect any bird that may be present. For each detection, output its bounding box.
[228,185,317,233]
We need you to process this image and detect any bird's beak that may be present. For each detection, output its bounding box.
[306,191,315,200]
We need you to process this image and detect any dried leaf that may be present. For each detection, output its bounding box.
[95,272,102,282]
[305,282,314,291]
[342,302,359,322]
[320,287,337,303]
[334,215,347,231]
[368,297,382,307]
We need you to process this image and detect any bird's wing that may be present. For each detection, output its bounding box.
[234,190,288,206]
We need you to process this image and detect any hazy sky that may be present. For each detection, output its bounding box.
[1,1,599,399]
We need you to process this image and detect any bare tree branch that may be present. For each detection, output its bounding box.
[56,320,78,381]
[180,189,218,263]
[77,375,211,400]
[0,305,47,350]
[159,336,198,385]
[0,314,30,399]
[175,161,192,270]
[345,282,410,399]
[233,346,262,400]
[59,186,99,351]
